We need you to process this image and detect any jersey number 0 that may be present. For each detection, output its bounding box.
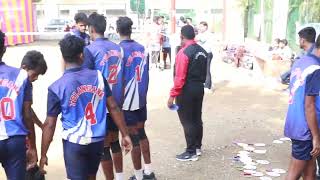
[0,97,15,120]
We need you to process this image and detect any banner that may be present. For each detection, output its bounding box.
[0,0,35,46]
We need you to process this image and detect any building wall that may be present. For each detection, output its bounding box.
[34,0,127,31]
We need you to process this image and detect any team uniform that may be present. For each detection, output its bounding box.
[120,40,149,125]
[66,29,90,45]
[0,62,32,179]
[284,53,320,161]
[83,38,123,131]
[47,67,112,179]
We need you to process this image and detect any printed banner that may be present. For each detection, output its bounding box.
[0,0,35,46]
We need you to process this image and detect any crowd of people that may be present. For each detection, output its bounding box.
[0,11,212,180]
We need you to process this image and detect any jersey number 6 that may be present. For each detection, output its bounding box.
[85,102,97,125]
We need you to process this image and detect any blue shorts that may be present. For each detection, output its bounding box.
[0,135,26,180]
[63,140,104,180]
[124,106,147,126]
[291,139,313,161]
[107,114,119,132]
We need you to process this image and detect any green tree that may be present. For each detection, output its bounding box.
[130,0,145,15]
[299,0,320,23]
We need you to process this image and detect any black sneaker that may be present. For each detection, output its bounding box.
[129,175,137,180]
[129,174,155,180]
[176,151,199,161]
[143,171,156,180]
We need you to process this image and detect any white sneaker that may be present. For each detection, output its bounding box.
[204,88,212,94]
[196,149,202,156]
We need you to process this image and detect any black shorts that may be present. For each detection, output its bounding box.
[162,47,171,53]
[123,106,147,127]
[291,139,313,161]
[107,114,118,132]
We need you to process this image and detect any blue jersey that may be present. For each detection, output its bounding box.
[66,29,90,45]
[0,62,32,140]
[83,38,124,107]
[284,54,320,140]
[47,68,111,145]
[120,40,149,111]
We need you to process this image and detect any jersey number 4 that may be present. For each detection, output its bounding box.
[0,97,15,120]
[85,102,97,125]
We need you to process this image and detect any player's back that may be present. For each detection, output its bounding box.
[0,63,30,140]
[120,40,149,111]
[83,38,124,106]
[48,68,108,145]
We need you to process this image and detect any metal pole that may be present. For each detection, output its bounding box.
[171,0,176,34]
[222,0,227,41]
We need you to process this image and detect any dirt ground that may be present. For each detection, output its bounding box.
[0,41,291,180]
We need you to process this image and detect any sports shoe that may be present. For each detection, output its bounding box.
[196,148,202,156]
[143,171,157,180]
[176,151,199,161]
[129,175,138,180]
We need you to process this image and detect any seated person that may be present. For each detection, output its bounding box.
[272,39,293,61]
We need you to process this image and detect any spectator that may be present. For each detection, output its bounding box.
[272,39,293,61]
[197,21,215,92]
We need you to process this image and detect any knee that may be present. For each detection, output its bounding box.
[130,133,140,147]
[110,141,121,154]
[101,146,112,161]
[138,128,148,141]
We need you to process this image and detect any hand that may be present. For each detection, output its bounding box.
[39,156,48,175]
[26,148,38,170]
[311,136,320,158]
[167,96,175,108]
[121,135,132,155]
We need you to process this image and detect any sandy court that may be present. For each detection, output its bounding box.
[0,41,291,180]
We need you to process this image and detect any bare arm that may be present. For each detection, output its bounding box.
[23,101,36,150]
[305,96,320,138]
[41,116,57,158]
[305,95,320,157]
[31,108,43,129]
[107,96,128,137]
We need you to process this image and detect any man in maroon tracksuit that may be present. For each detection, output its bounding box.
[167,25,208,161]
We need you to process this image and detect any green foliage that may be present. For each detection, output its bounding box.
[299,0,320,23]
[184,9,196,20]
[32,0,42,2]
[130,0,145,15]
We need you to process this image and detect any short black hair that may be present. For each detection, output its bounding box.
[116,16,133,36]
[280,39,288,46]
[181,25,195,40]
[21,51,47,75]
[74,12,88,24]
[59,35,85,63]
[0,31,5,58]
[200,21,208,27]
[186,17,192,22]
[315,34,320,49]
[298,27,316,43]
[88,12,106,35]
[274,38,280,44]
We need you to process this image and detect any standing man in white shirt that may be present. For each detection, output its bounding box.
[197,21,214,92]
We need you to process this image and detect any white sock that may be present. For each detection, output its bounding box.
[134,169,143,180]
[115,172,124,180]
[144,163,153,175]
